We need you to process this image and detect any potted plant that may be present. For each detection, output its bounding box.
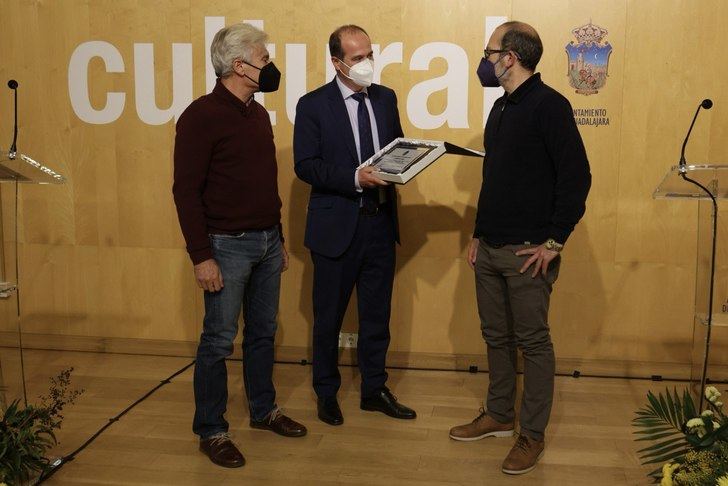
[633,385,728,485]
[0,368,83,485]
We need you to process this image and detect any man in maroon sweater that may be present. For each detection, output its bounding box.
[173,22,306,469]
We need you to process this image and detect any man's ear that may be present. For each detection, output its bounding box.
[232,58,244,76]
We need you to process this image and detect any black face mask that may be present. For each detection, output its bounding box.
[242,60,281,93]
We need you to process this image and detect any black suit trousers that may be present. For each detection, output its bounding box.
[311,209,396,399]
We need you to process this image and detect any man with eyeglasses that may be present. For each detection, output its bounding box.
[293,24,416,427]
[448,21,591,475]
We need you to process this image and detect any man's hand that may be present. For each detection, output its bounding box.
[281,243,289,272]
[194,258,224,292]
[467,238,479,270]
[358,166,390,188]
[515,244,559,278]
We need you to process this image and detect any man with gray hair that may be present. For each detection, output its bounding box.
[173,22,306,469]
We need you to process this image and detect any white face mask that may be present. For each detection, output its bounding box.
[337,58,374,87]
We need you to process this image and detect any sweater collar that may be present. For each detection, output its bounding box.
[212,78,255,113]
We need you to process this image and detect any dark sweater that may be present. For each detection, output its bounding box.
[474,73,591,245]
[173,80,282,264]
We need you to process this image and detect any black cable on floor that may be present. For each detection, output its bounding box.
[36,360,196,484]
[270,357,728,384]
[32,354,727,483]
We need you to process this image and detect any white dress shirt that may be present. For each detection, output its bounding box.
[335,75,381,191]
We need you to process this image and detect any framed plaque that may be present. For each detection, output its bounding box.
[358,138,482,184]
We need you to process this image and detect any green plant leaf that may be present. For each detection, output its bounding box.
[638,442,689,463]
[642,447,691,465]
[636,431,683,442]
[665,388,679,428]
[633,419,667,426]
[647,465,663,479]
[658,392,675,428]
[682,389,697,419]
[672,388,684,425]
[638,438,687,458]
[636,436,686,454]
[647,392,666,422]
[634,426,679,435]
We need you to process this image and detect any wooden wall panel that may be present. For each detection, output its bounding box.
[1,0,727,374]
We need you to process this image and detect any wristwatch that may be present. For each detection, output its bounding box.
[544,238,564,253]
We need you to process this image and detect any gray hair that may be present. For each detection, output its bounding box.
[210,23,268,78]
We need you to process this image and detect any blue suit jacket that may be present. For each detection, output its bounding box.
[293,79,404,258]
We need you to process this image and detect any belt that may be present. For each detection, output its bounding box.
[482,239,532,249]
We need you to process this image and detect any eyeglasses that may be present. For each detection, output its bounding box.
[483,48,521,60]
[483,48,507,58]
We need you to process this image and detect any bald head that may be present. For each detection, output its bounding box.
[495,21,543,71]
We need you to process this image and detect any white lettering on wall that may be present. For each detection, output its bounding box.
[68,16,502,129]
[373,42,404,85]
[68,41,126,124]
[286,44,307,124]
[134,43,193,124]
[407,42,469,129]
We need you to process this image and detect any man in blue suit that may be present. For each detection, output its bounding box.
[294,24,416,425]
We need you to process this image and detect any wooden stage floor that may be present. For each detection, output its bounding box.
[0,348,668,485]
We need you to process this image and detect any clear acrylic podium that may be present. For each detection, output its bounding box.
[654,164,728,409]
[0,152,65,408]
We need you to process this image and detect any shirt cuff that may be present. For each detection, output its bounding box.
[189,247,213,265]
[354,168,363,193]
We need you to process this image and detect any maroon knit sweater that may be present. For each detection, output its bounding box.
[173,80,282,264]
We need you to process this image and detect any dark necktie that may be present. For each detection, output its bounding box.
[351,92,383,210]
[351,92,375,163]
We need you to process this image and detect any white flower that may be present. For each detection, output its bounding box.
[715,401,724,408]
[701,409,714,417]
[705,386,721,402]
[714,421,722,430]
[686,418,706,437]
[686,418,704,428]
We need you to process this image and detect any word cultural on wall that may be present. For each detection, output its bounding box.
[68,17,513,130]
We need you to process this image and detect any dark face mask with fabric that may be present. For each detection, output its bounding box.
[476,54,508,87]
[242,60,281,93]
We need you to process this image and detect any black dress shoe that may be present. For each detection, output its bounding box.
[361,388,416,419]
[317,397,344,425]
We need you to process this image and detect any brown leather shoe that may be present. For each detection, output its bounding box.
[449,408,514,441]
[199,433,245,468]
[250,408,307,437]
[501,434,545,475]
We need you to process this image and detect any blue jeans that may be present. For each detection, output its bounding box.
[192,227,282,439]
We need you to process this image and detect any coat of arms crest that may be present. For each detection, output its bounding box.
[566,21,612,95]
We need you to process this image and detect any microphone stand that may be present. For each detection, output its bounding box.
[4,79,28,406]
[678,99,715,411]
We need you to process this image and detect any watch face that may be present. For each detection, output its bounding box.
[546,239,562,251]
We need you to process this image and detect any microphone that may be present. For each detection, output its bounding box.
[7,79,18,159]
[679,98,713,167]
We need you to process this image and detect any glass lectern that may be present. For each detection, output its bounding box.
[0,152,65,408]
[654,164,728,409]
